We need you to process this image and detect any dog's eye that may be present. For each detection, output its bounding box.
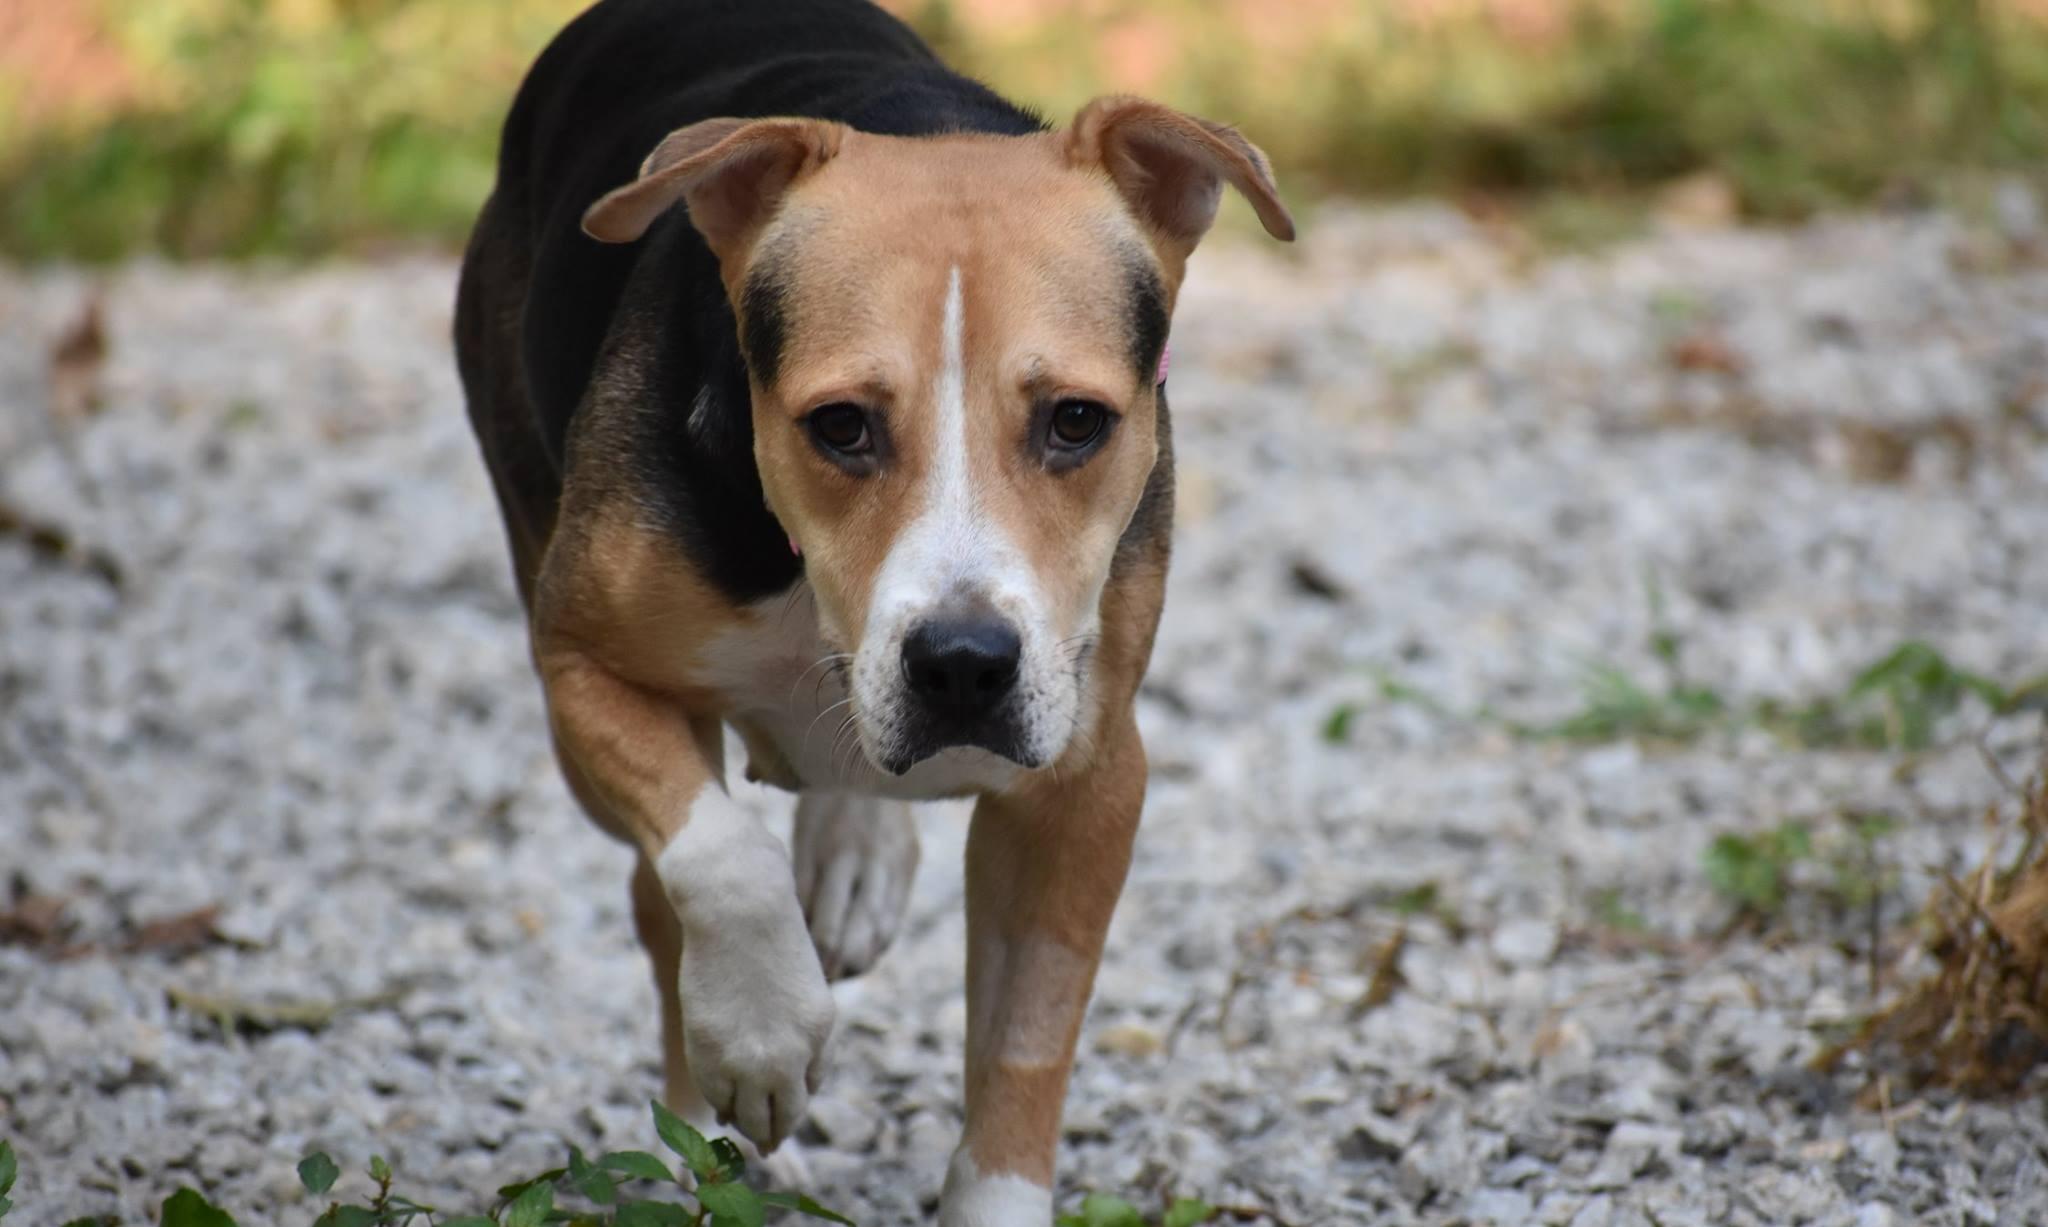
[808,403,872,455]
[1048,399,1109,450]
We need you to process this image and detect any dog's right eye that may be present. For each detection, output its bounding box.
[807,403,873,456]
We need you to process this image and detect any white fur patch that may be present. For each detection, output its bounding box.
[791,791,920,978]
[939,1150,1053,1227]
[693,584,1021,798]
[850,265,1079,771]
[655,788,834,1152]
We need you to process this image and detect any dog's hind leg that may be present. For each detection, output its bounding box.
[792,793,920,981]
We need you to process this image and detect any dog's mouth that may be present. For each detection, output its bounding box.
[875,712,1042,776]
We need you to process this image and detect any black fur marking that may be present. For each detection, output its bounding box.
[476,0,1046,605]
[1114,387,1175,573]
[739,264,790,387]
[1126,254,1170,385]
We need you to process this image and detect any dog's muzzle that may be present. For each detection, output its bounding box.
[884,600,1033,773]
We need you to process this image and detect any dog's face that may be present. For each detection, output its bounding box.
[585,100,1291,775]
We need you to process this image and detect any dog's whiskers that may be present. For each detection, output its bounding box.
[788,651,853,712]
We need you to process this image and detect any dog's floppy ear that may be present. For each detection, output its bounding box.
[582,117,847,253]
[1065,96,1294,254]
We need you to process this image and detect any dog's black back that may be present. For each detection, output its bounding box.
[458,0,1043,603]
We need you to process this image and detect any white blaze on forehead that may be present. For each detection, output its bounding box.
[867,266,1028,614]
[933,264,970,528]
[850,264,1081,772]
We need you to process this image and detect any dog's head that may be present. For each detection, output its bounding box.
[584,98,1291,776]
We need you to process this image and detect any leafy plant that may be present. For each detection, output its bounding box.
[1056,1193,1216,1227]
[10,1,2048,257]
[1332,625,2041,755]
[0,1103,852,1227]
[1763,641,2045,751]
[1530,661,1728,744]
[1705,822,1815,914]
[1703,811,1905,924]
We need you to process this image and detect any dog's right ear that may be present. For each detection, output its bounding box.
[582,117,847,256]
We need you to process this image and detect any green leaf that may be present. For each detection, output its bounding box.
[504,1182,554,1227]
[0,1141,15,1197]
[1320,705,1356,744]
[60,1218,120,1227]
[1163,1198,1217,1227]
[709,1138,747,1182]
[159,1189,239,1227]
[567,1148,616,1206]
[436,1218,499,1227]
[298,1153,341,1195]
[598,1152,674,1183]
[1076,1194,1144,1227]
[368,1156,392,1184]
[650,1101,718,1181]
[0,1198,11,1221]
[615,1202,692,1227]
[313,1208,376,1227]
[759,1191,855,1224]
[498,1171,567,1201]
[697,1181,765,1227]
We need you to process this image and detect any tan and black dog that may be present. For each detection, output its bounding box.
[454,0,1291,1219]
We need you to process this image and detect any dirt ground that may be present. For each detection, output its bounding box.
[4,198,2047,1225]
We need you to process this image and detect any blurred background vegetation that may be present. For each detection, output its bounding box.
[2,0,2046,260]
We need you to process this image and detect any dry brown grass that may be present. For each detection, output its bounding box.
[1819,736,2048,1097]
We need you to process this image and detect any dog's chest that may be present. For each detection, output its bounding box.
[693,585,1013,800]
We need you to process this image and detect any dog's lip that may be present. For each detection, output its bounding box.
[879,734,1042,776]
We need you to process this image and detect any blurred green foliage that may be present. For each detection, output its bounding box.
[0,0,578,259]
[3,0,2046,260]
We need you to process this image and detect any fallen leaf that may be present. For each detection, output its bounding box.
[1350,926,1408,1018]
[1094,1022,1164,1059]
[1656,171,1740,228]
[49,293,109,420]
[0,894,68,945]
[127,905,226,956]
[1669,332,1744,376]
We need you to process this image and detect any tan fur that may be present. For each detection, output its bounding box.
[534,495,740,860]
[526,97,1289,1202]
[961,710,1147,1183]
[742,130,1172,661]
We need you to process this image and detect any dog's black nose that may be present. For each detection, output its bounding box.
[902,615,1021,721]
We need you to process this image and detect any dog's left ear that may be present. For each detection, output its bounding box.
[582,116,848,256]
[1064,96,1295,256]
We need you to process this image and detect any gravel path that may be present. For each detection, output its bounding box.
[4,199,2048,1226]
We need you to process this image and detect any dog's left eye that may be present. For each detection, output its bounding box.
[808,403,873,455]
[1048,399,1109,450]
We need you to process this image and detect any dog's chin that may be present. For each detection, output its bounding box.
[876,726,1047,777]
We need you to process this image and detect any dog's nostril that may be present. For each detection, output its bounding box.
[902,616,1022,717]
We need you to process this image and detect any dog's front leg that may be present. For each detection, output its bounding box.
[542,652,834,1152]
[943,715,1147,1225]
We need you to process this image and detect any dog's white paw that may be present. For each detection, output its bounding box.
[791,793,919,980]
[676,907,835,1152]
[659,798,836,1155]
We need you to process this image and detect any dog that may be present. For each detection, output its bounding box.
[454,1,1291,1219]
